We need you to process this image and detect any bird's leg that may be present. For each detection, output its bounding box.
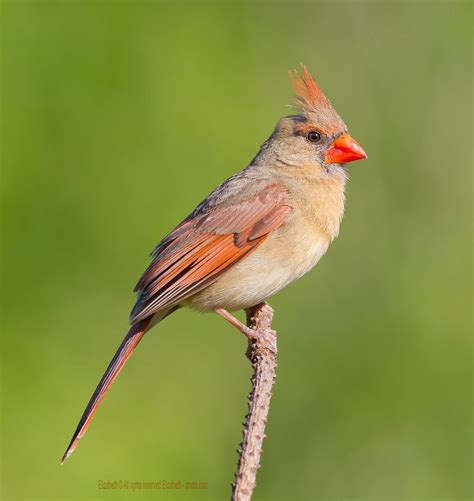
[215,308,255,338]
[215,305,277,351]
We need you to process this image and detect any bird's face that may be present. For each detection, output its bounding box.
[264,66,367,178]
[269,116,367,176]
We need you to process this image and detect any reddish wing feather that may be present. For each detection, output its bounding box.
[62,185,291,463]
[130,184,291,323]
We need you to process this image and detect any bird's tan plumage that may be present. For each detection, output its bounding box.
[62,65,366,463]
[188,169,346,311]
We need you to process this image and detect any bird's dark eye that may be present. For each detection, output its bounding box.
[307,130,321,143]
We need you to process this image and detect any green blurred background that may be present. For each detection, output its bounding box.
[1,1,472,500]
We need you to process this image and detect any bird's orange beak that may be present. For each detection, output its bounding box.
[325,133,367,164]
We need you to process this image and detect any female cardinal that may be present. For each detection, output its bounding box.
[62,65,367,463]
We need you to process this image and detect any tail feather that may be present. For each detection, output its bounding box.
[61,317,151,464]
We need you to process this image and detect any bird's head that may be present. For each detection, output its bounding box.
[256,65,367,178]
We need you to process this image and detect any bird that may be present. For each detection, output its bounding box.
[61,65,367,463]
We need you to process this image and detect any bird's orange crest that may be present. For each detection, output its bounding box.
[288,64,345,134]
[288,64,332,115]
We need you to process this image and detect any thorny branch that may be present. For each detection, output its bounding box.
[231,302,277,501]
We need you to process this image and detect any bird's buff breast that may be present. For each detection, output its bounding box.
[186,219,331,312]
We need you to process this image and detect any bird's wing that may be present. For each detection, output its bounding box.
[130,183,291,322]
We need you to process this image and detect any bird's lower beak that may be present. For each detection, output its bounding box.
[325,133,367,164]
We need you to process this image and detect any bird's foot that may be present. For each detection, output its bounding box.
[246,327,277,356]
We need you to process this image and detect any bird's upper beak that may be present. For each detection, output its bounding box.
[325,133,367,164]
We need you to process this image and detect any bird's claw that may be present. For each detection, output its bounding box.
[246,327,277,355]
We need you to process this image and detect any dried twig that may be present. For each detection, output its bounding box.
[231,302,277,501]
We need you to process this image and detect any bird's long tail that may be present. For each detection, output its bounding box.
[61,310,171,464]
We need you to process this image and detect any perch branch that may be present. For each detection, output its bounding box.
[231,302,277,501]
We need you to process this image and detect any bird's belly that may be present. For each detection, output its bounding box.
[187,225,330,312]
